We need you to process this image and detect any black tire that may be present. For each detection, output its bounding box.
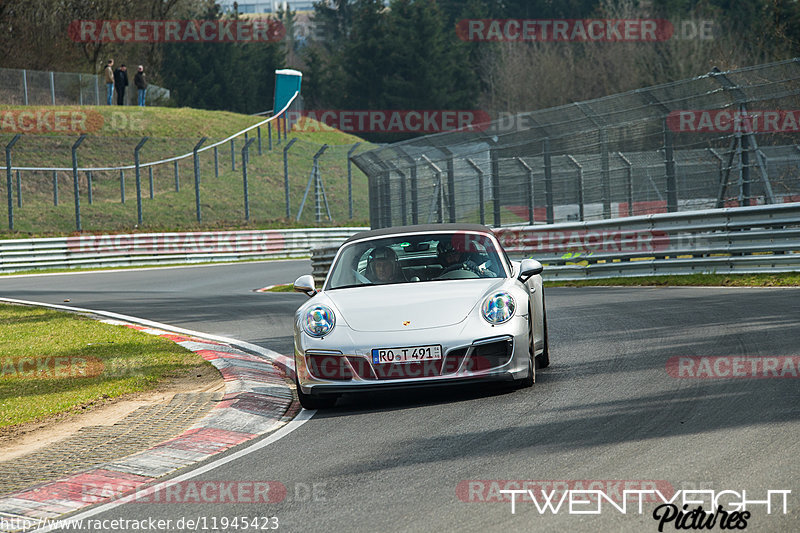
[295,376,338,410]
[515,355,534,389]
[512,305,535,389]
[535,293,550,369]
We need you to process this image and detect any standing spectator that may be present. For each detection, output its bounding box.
[104,59,114,105]
[134,65,148,107]
[114,64,128,105]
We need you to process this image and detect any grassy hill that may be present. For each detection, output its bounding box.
[0,106,373,237]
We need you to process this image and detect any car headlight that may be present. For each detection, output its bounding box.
[302,305,336,337]
[481,292,515,325]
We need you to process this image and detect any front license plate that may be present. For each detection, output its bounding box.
[372,345,442,364]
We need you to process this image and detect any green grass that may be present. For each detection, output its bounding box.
[262,283,295,292]
[0,303,212,429]
[545,272,800,287]
[0,106,373,237]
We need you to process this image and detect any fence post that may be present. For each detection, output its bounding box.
[347,143,361,219]
[543,138,554,224]
[94,75,99,105]
[709,148,725,208]
[663,118,678,212]
[442,148,457,223]
[515,157,534,225]
[230,138,235,171]
[119,169,125,203]
[5,134,21,230]
[566,155,584,221]
[420,155,444,224]
[71,134,87,231]
[283,138,298,218]
[257,126,262,155]
[242,137,256,221]
[385,161,408,226]
[490,148,501,227]
[618,152,633,217]
[213,146,219,178]
[134,137,149,226]
[50,71,56,105]
[86,171,93,205]
[53,170,59,206]
[276,116,282,144]
[398,149,418,225]
[16,170,21,208]
[173,160,179,189]
[601,129,611,218]
[268,122,273,151]
[22,70,28,105]
[193,137,207,222]
[148,166,154,199]
[466,158,485,225]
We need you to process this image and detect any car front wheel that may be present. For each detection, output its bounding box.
[535,294,550,369]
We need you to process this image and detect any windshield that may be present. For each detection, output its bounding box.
[326,232,507,290]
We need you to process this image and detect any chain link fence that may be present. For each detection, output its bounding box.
[1,94,374,234]
[0,67,170,107]
[351,58,800,229]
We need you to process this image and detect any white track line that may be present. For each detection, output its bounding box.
[28,410,315,533]
[0,297,311,533]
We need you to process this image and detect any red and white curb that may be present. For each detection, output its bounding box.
[0,299,300,531]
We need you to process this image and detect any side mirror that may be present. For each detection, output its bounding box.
[293,274,317,297]
[518,258,543,283]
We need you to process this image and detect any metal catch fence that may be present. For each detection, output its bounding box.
[351,58,800,229]
[0,67,170,106]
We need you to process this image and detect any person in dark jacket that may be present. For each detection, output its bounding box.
[134,65,148,107]
[113,64,128,105]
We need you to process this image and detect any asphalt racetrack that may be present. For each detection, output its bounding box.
[1,260,798,532]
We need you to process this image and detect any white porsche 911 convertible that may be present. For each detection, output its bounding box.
[292,223,549,409]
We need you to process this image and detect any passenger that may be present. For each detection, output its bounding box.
[365,246,405,284]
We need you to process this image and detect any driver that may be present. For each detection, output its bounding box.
[437,236,494,277]
[365,246,405,284]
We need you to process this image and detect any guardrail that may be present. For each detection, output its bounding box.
[495,203,800,279]
[4,203,799,279]
[0,227,366,273]
[305,204,800,282]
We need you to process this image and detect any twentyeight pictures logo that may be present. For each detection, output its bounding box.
[69,20,285,43]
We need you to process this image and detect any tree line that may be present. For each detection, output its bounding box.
[1,0,799,138]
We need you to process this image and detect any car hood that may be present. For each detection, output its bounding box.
[323,279,508,332]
